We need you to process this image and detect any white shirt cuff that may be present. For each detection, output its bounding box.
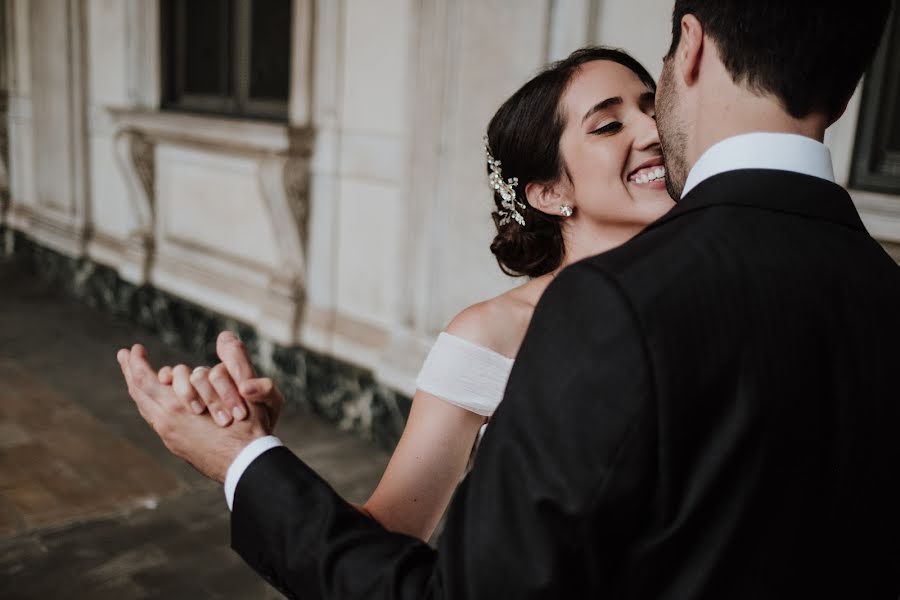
[224,435,284,511]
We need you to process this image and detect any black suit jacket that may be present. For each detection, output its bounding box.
[232,170,900,599]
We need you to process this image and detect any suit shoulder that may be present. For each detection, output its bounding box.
[536,260,641,341]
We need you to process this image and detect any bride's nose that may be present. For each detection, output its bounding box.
[632,110,661,151]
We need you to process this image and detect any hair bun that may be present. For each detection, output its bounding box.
[490,208,564,278]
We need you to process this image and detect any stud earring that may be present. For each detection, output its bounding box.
[559,204,574,218]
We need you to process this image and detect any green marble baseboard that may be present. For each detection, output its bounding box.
[6,231,411,450]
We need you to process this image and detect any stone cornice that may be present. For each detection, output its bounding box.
[107,108,314,158]
[851,188,900,245]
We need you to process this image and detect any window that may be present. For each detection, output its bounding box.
[161,0,292,121]
[851,7,900,194]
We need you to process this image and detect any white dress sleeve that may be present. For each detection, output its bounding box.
[415,332,515,417]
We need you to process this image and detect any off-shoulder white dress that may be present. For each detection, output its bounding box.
[414,332,515,461]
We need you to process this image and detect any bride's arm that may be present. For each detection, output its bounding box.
[360,302,519,541]
[359,388,485,541]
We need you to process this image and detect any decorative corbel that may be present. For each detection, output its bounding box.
[255,127,314,343]
[113,126,156,282]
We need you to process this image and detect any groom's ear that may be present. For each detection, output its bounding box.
[675,14,705,88]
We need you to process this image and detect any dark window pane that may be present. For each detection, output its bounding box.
[248,0,291,101]
[883,33,900,153]
[183,0,233,96]
[851,8,900,194]
[161,0,289,120]
[889,94,900,152]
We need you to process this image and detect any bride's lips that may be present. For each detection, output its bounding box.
[626,156,667,189]
[626,157,665,180]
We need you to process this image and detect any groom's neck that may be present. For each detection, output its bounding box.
[686,80,830,169]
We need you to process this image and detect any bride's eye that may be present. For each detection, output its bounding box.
[590,121,622,135]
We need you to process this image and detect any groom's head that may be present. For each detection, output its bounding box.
[656,0,894,199]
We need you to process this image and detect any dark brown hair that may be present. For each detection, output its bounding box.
[486,47,656,278]
[667,0,894,120]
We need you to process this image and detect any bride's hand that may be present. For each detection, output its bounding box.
[234,375,285,429]
[155,331,285,428]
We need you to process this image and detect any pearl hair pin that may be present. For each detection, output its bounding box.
[485,137,526,227]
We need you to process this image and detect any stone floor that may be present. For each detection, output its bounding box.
[0,258,391,599]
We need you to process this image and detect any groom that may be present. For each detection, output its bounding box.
[119,0,900,597]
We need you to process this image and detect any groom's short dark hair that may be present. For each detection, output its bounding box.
[667,0,894,120]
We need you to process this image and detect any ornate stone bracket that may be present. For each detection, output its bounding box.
[256,128,314,342]
[260,130,313,273]
[112,126,157,282]
[107,108,314,341]
[283,153,311,249]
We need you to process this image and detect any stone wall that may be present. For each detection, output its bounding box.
[3,0,899,445]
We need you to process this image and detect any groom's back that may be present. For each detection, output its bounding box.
[598,170,900,598]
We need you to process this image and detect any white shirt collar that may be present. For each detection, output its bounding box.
[681,132,835,199]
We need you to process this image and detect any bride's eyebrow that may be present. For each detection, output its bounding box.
[639,91,656,111]
[581,97,623,124]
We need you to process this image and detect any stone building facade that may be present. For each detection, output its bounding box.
[2,0,898,444]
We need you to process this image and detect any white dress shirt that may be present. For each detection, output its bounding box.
[224,132,837,510]
[225,435,283,510]
[681,132,835,198]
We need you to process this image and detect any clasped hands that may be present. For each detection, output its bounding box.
[117,331,284,483]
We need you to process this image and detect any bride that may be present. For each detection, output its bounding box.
[161,46,674,542]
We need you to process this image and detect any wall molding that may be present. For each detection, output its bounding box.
[289,0,314,126]
[105,108,315,349]
[14,0,92,257]
[852,189,900,245]
[403,0,465,338]
[0,0,9,221]
[124,0,160,109]
[547,0,599,61]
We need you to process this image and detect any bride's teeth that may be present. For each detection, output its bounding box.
[630,166,666,183]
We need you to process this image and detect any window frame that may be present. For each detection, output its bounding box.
[851,7,900,195]
[160,0,290,122]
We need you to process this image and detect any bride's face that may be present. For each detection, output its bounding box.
[557,60,674,231]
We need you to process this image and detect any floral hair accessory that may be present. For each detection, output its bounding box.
[485,136,525,227]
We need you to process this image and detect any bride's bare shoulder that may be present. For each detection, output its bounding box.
[444,283,538,359]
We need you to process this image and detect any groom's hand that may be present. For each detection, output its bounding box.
[156,331,285,428]
[117,344,271,483]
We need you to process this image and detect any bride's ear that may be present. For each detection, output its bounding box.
[525,180,573,217]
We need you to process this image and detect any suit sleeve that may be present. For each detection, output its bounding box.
[231,262,656,599]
